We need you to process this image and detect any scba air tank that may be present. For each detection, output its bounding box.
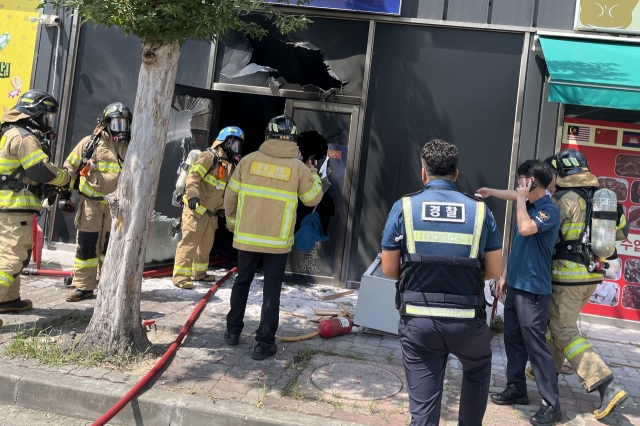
[172,149,201,207]
[591,188,618,259]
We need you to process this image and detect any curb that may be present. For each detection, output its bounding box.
[0,364,365,426]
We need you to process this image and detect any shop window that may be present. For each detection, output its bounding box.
[214,16,369,97]
[565,104,640,125]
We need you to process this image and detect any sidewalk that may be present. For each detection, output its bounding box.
[0,249,639,425]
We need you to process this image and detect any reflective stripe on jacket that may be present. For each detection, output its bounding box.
[224,139,323,254]
[184,148,229,215]
[0,110,70,212]
[64,133,127,204]
[552,173,626,286]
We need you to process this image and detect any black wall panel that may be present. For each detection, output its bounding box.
[446,0,489,22]
[348,24,523,281]
[537,0,577,29]
[490,0,534,26]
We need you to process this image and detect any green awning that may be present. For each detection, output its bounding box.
[539,36,640,111]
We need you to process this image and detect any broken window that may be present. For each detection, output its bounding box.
[148,93,215,263]
[214,16,369,97]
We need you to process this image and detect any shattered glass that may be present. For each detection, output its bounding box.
[214,17,368,97]
[145,211,182,263]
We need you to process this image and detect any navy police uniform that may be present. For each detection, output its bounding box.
[382,179,502,426]
[501,195,561,411]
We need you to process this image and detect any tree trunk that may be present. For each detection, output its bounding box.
[80,41,181,354]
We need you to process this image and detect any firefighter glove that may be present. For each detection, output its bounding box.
[188,197,200,211]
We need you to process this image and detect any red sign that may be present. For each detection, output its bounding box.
[563,117,640,322]
[327,149,342,160]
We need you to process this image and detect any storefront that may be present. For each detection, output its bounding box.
[23,0,584,288]
[535,1,640,328]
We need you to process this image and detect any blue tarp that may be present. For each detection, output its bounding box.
[293,212,329,252]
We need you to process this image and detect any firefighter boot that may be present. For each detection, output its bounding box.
[66,289,94,302]
[0,298,33,312]
[197,274,217,283]
[174,280,194,290]
[595,378,628,419]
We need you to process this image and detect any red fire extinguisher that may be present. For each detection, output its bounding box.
[318,317,353,338]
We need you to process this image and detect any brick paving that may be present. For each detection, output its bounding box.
[1,250,640,425]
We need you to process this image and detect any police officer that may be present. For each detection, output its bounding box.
[224,115,323,361]
[172,126,243,289]
[548,149,627,419]
[492,160,562,426]
[0,90,70,312]
[63,103,132,302]
[381,139,503,426]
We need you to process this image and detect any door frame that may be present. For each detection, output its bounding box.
[284,99,361,286]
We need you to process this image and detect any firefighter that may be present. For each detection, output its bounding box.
[548,149,628,419]
[381,139,503,425]
[224,115,322,361]
[63,103,132,302]
[0,90,70,312]
[172,126,244,289]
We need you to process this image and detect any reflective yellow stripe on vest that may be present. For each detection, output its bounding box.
[192,262,209,272]
[96,161,122,173]
[0,189,42,210]
[193,163,226,189]
[173,265,192,277]
[0,270,14,288]
[79,178,108,204]
[470,202,485,258]
[564,337,592,360]
[67,152,82,168]
[402,196,481,257]
[300,175,322,203]
[49,169,67,186]
[404,305,475,318]
[182,195,207,216]
[0,157,20,174]
[20,149,48,169]
[402,197,416,254]
[74,257,99,269]
[552,261,602,282]
[560,222,585,240]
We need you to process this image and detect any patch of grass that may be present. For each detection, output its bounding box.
[207,390,217,401]
[331,391,342,400]
[255,380,268,408]
[329,398,343,410]
[2,324,147,370]
[187,388,196,395]
[281,377,305,400]
[68,312,92,328]
[367,398,376,415]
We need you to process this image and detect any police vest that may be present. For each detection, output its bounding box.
[398,187,486,320]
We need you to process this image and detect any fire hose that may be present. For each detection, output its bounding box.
[22,256,234,279]
[92,267,237,426]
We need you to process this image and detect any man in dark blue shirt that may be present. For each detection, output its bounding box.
[491,160,562,426]
[381,139,503,426]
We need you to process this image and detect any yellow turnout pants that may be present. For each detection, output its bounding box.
[72,197,111,291]
[172,208,217,284]
[0,212,34,303]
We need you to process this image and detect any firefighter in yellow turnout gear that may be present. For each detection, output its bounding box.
[550,149,628,419]
[63,103,132,302]
[224,116,323,361]
[172,127,244,289]
[0,90,70,312]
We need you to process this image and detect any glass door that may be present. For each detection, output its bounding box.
[283,100,360,285]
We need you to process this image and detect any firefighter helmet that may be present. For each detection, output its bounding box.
[102,102,132,143]
[216,126,244,160]
[14,90,59,130]
[265,115,297,142]
[555,148,590,177]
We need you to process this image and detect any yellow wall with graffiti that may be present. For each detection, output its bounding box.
[0,0,40,112]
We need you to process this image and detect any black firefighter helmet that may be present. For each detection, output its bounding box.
[554,148,590,177]
[265,115,298,142]
[101,102,133,143]
[14,89,59,130]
